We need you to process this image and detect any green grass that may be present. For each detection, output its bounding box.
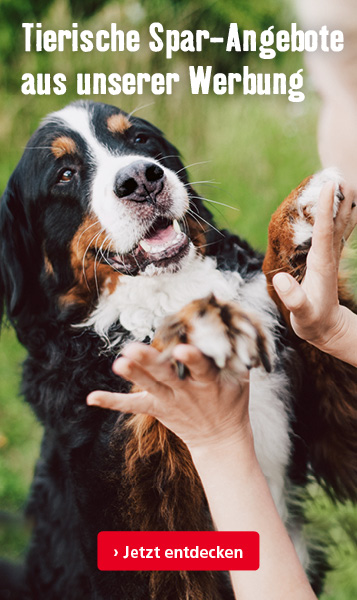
[0,328,42,508]
[306,487,357,600]
[0,327,42,560]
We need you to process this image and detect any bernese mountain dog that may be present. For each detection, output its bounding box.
[0,101,356,600]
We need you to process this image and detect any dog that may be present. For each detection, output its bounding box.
[0,100,356,600]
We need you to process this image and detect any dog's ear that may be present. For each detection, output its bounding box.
[0,173,40,327]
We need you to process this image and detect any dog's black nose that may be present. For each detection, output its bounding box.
[114,161,164,202]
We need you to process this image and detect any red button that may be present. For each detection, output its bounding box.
[98,531,259,571]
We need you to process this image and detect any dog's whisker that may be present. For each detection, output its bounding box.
[187,208,225,238]
[93,252,101,298]
[127,102,155,119]
[186,208,206,233]
[93,234,112,297]
[99,250,113,270]
[97,235,115,270]
[192,240,219,251]
[154,154,181,162]
[94,233,113,297]
[175,161,211,176]
[76,220,101,252]
[182,214,190,234]
[130,249,141,271]
[82,230,104,291]
[189,194,239,212]
[184,180,218,187]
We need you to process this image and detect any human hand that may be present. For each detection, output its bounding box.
[87,342,251,452]
[272,182,357,354]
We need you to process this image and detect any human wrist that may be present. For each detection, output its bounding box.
[188,422,257,472]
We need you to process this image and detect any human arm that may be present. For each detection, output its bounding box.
[273,183,357,366]
[87,343,316,600]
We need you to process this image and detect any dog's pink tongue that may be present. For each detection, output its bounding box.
[143,224,176,244]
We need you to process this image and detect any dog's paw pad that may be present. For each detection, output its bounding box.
[155,294,271,379]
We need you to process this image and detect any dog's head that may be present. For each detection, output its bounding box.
[0,101,214,329]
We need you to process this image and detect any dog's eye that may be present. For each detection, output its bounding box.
[134,133,149,144]
[59,168,75,183]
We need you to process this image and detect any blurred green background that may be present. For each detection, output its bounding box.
[0,1,356,598]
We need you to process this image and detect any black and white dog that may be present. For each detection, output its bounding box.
[0,101,356,600]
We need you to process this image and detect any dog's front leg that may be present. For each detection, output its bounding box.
[262,168,357,502]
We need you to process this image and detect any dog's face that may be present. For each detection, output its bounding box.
[0,101,210,326]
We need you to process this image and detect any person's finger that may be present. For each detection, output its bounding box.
[334,185,355,241]
[113,357,171,398]
[121,342,160,361]
[172,344,219,382]
[120,342,177,382]
[87,389,155,415]
[273,272,312,319]
[310,182,336,258]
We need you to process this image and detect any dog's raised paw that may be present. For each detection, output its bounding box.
[264,168,347,285]
[294,167,344,248]
[154,294,271,379]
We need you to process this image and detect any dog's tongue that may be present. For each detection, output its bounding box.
[109,219,187,272]
[143,224,176,244]
[138,221,185,254]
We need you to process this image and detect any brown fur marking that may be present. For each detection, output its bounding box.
[51,136,77,159]
[59,215,118,308]
[263,176,312,323]
[123,414,223,600]
[107,113,132,134]
[186,214,208,255]
[44,252,54,276]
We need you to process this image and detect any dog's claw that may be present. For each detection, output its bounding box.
[175,360,189,380]
[336,187,344,202]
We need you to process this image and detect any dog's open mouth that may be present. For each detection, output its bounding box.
[106,217,190,275]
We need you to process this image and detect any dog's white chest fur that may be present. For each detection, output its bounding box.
[85,251,241,341]
[84,251,308,567]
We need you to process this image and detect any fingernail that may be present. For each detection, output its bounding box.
[112,356,124,371]
[273,273,292,293]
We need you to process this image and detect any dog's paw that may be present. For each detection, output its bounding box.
[263,168,347,288]
[154,294,271,379]
[293,167,344,249]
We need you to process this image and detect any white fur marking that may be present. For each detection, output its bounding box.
[189,312,232,369]
[47,105,189,254]
[84,252,240,342]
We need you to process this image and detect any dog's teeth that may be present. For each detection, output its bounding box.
[173,219,181,234]
[139,240,151,252]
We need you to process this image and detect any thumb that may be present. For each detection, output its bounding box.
[272,273,312,320]
[87,390,153,415]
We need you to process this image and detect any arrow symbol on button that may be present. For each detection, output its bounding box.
[114,549,118,557]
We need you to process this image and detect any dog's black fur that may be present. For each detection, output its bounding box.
[0,101,353,599]
[0,102,263,599]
